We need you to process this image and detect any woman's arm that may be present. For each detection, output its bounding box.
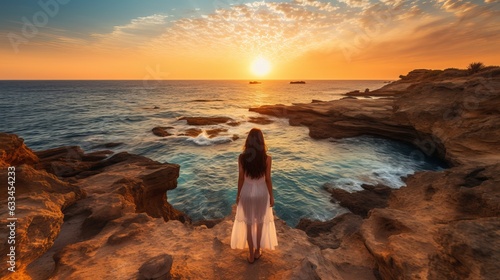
[236,155,244,204]
[265,156,274,207]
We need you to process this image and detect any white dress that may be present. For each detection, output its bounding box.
[231,175,278,250]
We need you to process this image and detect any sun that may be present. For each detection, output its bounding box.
[251,57,271,76]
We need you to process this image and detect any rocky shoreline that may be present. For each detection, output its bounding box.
[1,66,499,279]
[252,67,500,279]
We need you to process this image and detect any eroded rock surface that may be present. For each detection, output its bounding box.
[0,137,83,279]
[250,67,500,166]
[251,67,500,279]
[0,133,188,279]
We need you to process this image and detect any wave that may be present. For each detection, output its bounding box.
[184,131,234,146]
[329,165,415,192]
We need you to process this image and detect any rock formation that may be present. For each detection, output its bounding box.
[251,66,500,279]
[152,126,173,137]
[0,134,187,279]
[250,67,500,166]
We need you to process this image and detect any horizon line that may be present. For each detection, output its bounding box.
[0,78,394,81]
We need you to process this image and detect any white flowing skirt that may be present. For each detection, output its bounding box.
[231,176,278,250]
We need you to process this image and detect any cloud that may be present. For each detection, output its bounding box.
[15,0,498,68]
[90,14,169,50]
[337,0,371,8]
[437,0,476,15]
[352,1,500,63]
[145,1,348,61]
[292,0,339,12]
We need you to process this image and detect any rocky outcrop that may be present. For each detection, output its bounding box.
[250,97,430,155]
[361,164,500,280]
[251,67,500,166]
[0,134,39,168]
[297,213,379,279]
[324,184,392,218]
[35,146,113,178]
[0,137,84,279]
[0,133,188,279]
[252,66,500,279]
[152,126,173,137]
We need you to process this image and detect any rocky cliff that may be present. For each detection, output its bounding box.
[0,135,188,279]
[254,66,500,279]
[250,67,500,167]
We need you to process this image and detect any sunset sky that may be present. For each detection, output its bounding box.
[1,0,499,80]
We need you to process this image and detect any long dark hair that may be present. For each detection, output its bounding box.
[240,128,268,179]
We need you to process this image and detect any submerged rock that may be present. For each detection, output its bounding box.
[205,128,228,138]
[179,116,233,125]
[152,126,173,137]
[179,128,202,137]
[91,142,123,149]
[248,116,273,125]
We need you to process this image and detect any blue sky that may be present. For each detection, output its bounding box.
[2,0,202,34]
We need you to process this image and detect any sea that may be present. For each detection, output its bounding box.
[0,80,445,227]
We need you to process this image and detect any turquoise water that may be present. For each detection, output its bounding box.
[0,80,445,226]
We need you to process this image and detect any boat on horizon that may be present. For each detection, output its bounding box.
[290,81,306,84]
[249,81,262,84]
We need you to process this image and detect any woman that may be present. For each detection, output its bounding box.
[231,128,278,263]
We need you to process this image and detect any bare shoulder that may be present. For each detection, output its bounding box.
[267,155,272,163]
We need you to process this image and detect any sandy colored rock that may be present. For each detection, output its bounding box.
[0,163,83,279]
[47,209,347,280]
[0,133,39,168]
[360,164,500,280]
